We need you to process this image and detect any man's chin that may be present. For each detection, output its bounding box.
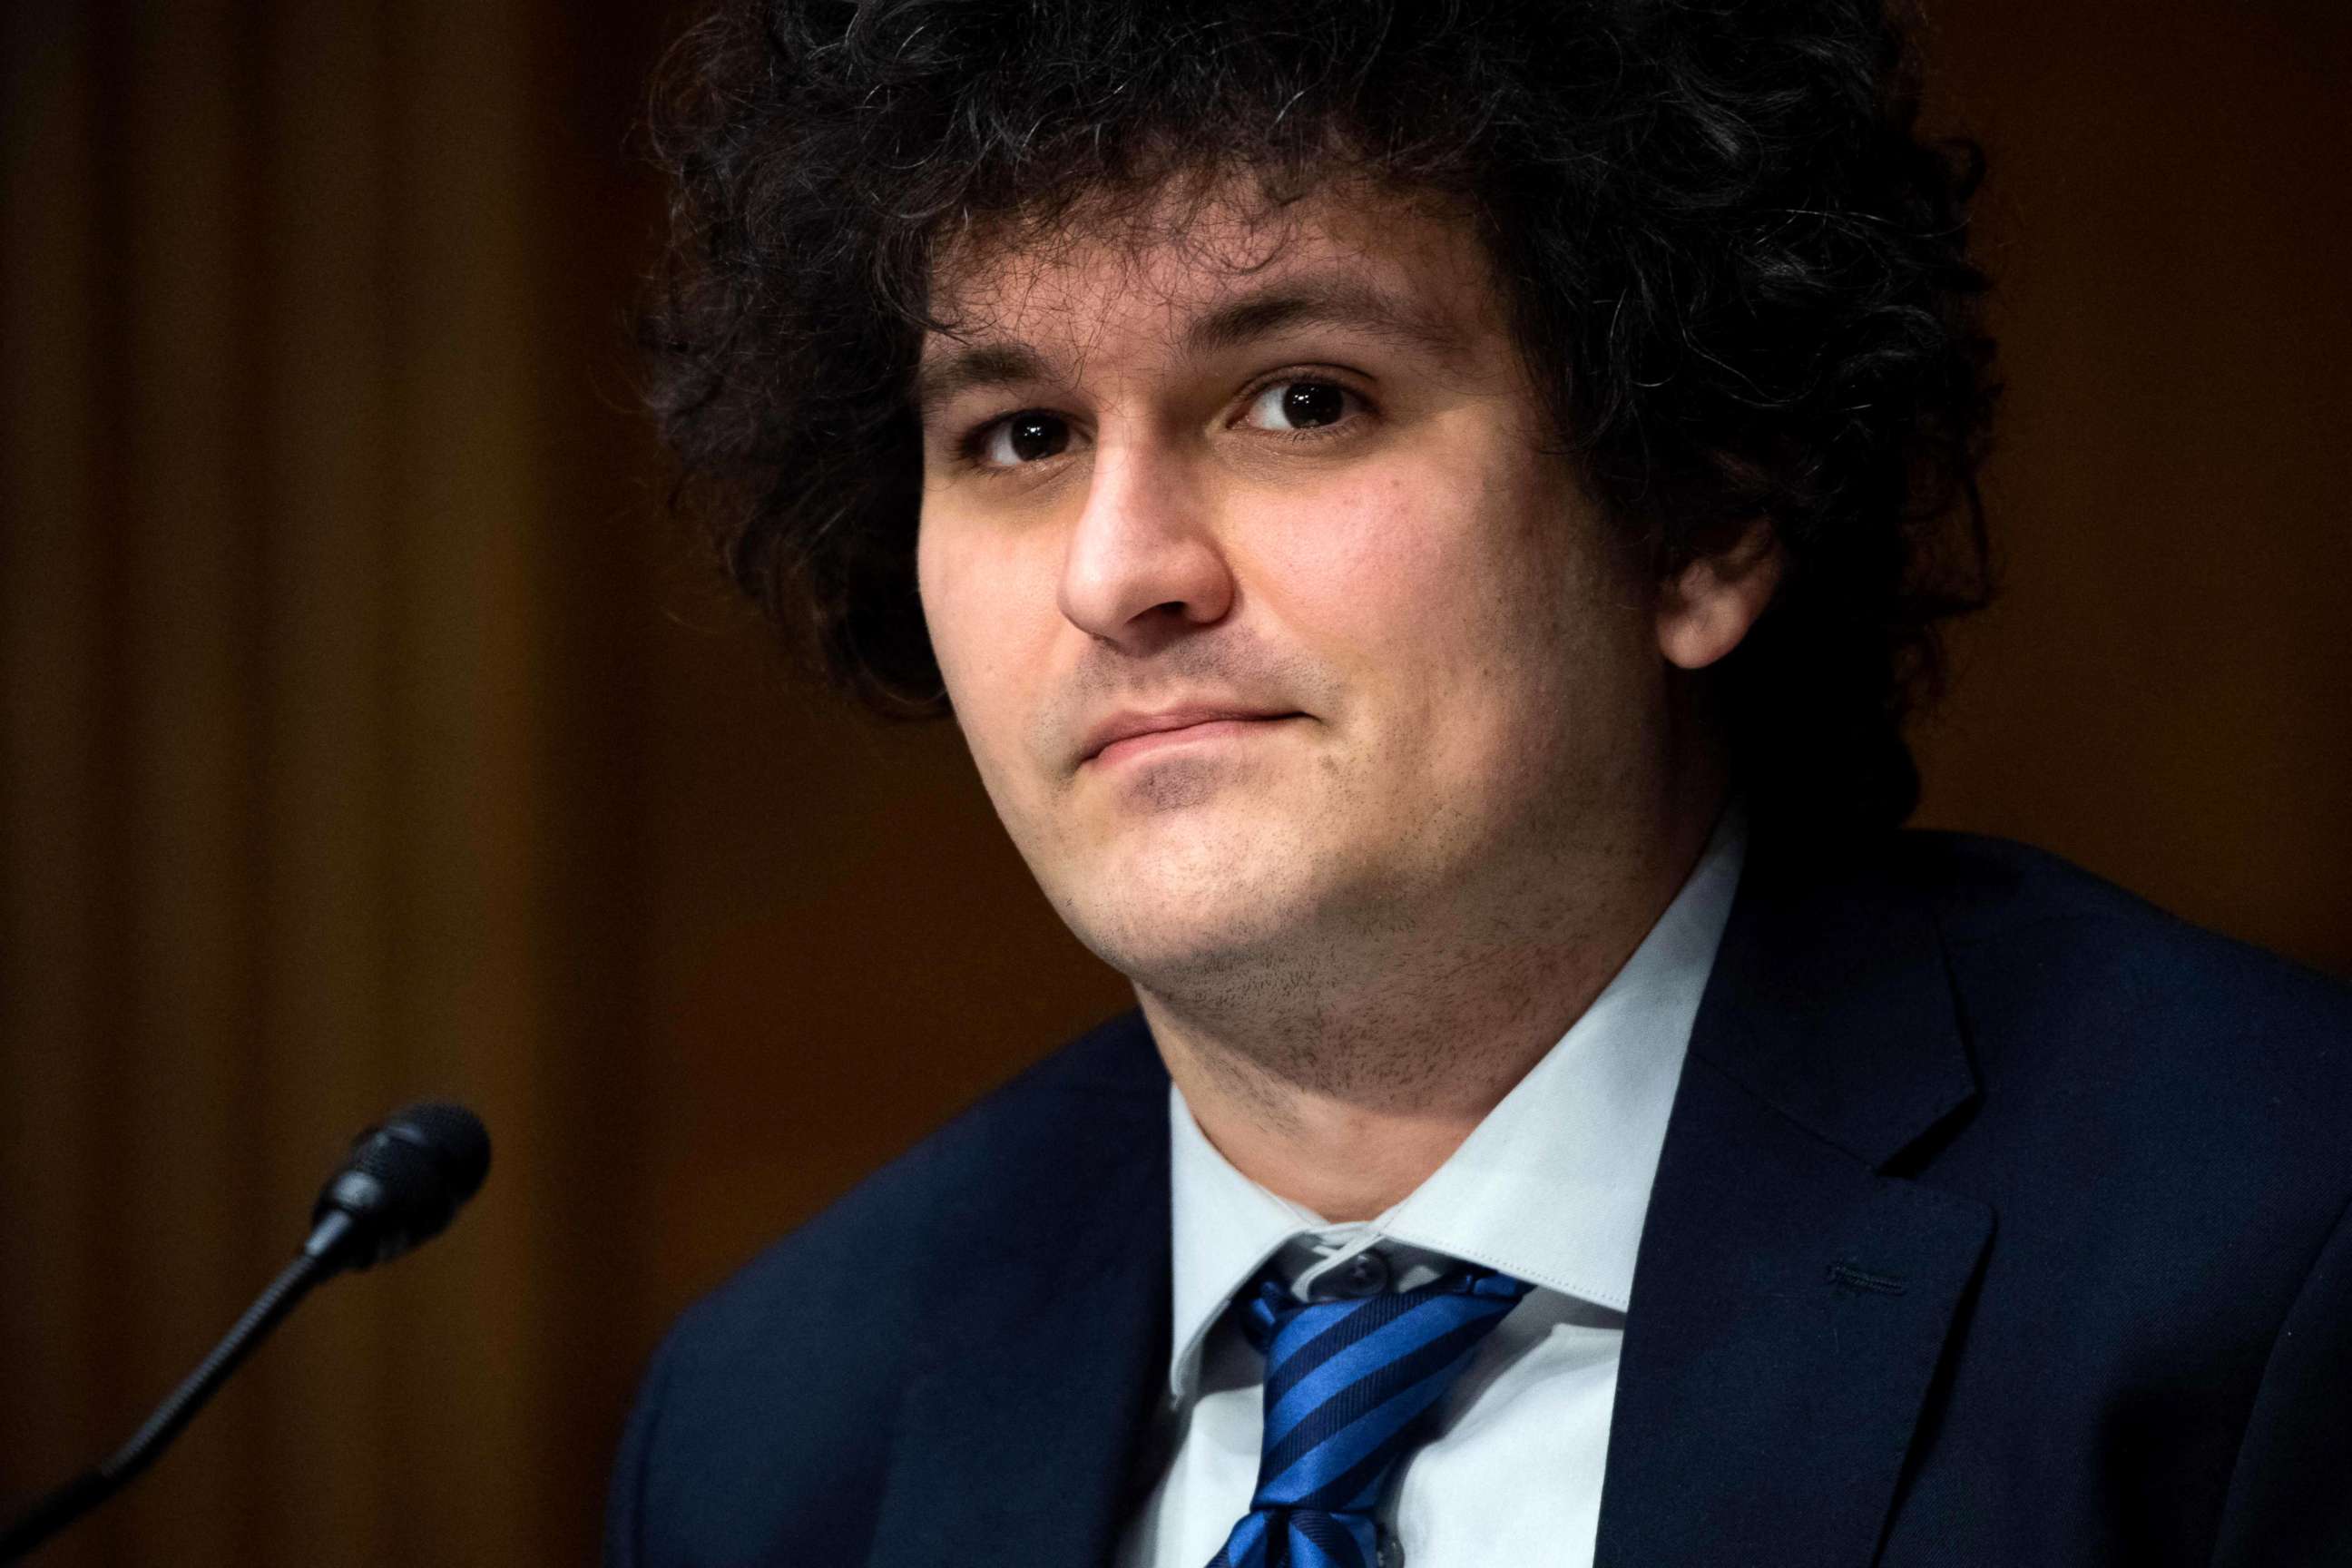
[1030,803,1350,979]
[1054,879,1319,991]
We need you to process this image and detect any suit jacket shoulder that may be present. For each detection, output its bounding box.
[1899,828,2352,1194]
[606,1012,1171,1568]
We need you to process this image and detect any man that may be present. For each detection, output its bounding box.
[609,0,2352,1563]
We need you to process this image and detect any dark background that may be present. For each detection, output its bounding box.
[2,1,2346,1563]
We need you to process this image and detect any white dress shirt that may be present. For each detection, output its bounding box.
[1113,804,1747,1568]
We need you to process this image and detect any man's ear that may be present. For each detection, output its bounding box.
[1655,518,1784,671]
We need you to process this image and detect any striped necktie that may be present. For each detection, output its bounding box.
[1205,1259,1533,1568]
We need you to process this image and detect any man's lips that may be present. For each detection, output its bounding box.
[1078,706,1302,767]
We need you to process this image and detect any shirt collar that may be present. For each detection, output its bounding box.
[1162,800,1748,1397]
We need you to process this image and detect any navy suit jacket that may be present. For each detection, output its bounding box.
[606,830,2352,1566]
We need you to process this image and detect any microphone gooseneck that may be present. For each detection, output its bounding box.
[0,1102,491,1563]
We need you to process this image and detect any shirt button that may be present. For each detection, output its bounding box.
[1331,1250,1391,1298]
[1377,1534,1406,1568]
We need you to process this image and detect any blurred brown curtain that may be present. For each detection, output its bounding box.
[1,1,2347,1566]
[0,0,664,1562]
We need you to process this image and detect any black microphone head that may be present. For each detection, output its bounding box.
[307,1102,491,1271]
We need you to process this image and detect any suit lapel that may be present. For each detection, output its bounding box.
[1594,832,1994,1567]
[867,1015,1173,1568]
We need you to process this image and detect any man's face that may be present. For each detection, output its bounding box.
[915,182,1671,990]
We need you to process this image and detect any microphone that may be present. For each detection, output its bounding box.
[0,1102,491,1563]
[304,1102,494,1274]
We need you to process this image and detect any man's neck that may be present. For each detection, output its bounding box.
[1137,788,1729,1222]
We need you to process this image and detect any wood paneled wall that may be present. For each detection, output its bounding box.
[0,0,658,1560]
[0,2,2345,1564]
[1911,1,2352,959]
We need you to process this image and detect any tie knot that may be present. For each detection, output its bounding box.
[1205,1257,1533,1567]
[1236,1257,1530,1358]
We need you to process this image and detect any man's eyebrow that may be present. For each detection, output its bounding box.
[911,274,1469,418]
[1178,276,1470,363]
[912,341,1058,419]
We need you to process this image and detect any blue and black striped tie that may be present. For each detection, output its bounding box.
[1205,1260,1533,1568]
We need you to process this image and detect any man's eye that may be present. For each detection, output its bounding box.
[978,411,1070,467]
[1241,379,1356,434]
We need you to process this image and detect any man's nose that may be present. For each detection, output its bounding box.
[1055,438,1233,648]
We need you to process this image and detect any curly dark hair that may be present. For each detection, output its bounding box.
[642,0,1997,835]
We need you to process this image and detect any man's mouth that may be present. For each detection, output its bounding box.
[1078,706,1304,767]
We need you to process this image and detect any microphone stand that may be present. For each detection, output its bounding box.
[0,1216,357,1560]
[0,1102,485,1563]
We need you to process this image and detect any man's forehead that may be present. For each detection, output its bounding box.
[917,183,1495,371]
